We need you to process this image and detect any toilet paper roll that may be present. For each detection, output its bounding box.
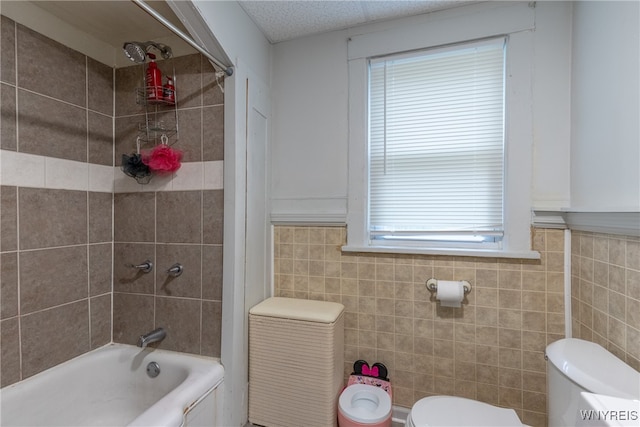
[436,280,465,307]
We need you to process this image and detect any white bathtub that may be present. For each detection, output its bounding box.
[0,343,224,427]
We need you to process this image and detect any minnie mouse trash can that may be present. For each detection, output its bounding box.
[338,360,392,427]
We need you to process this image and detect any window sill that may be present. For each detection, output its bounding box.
[341,245,541,260]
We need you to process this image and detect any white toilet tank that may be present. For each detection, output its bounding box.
[546,338,640,427]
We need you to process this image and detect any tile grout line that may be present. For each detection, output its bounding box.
[86,55,92,351]
[13,20,23,382]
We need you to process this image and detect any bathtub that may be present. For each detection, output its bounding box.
[0,343,224,427]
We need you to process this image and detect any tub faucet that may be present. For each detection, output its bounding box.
[137,327,166,348]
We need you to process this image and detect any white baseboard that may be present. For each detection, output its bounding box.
[393,405,410,425]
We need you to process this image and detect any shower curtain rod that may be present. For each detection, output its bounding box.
[132,0,234,76]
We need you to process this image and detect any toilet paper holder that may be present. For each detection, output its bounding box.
[426,278,472,294]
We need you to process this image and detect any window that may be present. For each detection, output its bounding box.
[345,2,539,258]
[368,38,506,249]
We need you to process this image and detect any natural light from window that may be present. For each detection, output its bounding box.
[368,38,506,249]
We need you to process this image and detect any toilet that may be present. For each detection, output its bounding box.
[338,361,392,427]
[405,396,524,426]
[545,338,640,427]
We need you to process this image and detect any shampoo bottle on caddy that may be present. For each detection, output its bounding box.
[146,53,162,102]
[163,76,175,104]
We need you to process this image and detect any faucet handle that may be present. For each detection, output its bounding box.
[127,260,153,273]
[167,263,183,277]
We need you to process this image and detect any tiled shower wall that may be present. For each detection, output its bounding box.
[571,231,640,369]
[273,226,565,426]
[0,16,114,386]
[0,15,224,387]
[110,189,223,355]
[111,51,224,355]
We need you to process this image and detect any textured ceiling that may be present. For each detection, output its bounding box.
[238,0,475,43]
[26,1,475,48]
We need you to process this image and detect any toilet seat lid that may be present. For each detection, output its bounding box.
[409,396,522,427]
[339,384,392,424]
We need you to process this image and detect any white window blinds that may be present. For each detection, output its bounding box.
[368,38,506,245]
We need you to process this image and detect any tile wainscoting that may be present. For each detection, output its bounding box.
[273,225,565,426]
[571,231,640,368]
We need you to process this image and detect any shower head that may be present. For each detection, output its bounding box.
[123,42,147,63]
[122,41,173,63]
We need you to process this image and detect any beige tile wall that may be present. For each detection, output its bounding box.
[114,53,224,166]
[0,16,113,160]
[571,231,640,369]
[1,186,113,386]
[273,226,566,426]
[0,16,114,387]
[112,52,225,356]
[112,189,223,355]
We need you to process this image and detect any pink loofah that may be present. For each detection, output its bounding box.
[143,144,183,174]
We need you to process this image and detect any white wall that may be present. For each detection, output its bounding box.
[271,30,349,221]
[270,1,574,222]
[570,0,640,211]
[173,3,272,427]
[190,0,271,79]
[532,1,573,210]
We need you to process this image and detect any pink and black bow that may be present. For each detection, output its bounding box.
[352,360,389,381]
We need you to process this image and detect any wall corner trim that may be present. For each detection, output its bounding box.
[270,197,347,225]
[531,209,567,229]
[564,211,640,237]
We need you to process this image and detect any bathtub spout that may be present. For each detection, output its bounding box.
[137,327,166,348]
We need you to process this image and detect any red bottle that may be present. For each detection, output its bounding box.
[146,53,162,102]
[163,76,175,104]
